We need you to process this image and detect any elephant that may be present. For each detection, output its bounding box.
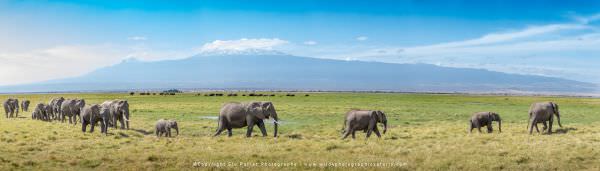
[3,98,19,118]
[101,100,130,129]
[59,99,85,124]
[72,99,86,123]
[21,100,30,112]
[341,110,388,139]
[32,103,52,121]
[49,97,65,120]
[469,112,502,133]
[155,119,179,137]
[528,102,562,134]
[81,104,109,134]
[214,101,279,137]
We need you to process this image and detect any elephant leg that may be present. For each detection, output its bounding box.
[119,118,126,130]
[542,122,548,131]
[82,122,87,132]
[214,127,225,137]
[351,130,356,139]
[342,129,352,139]
[469,122,474,133]
[548,117,553,134]
[257,120,268,137]
[156,128,160,137]
[487,122,493,133]
[373,127,381,138]
[534,123,540,133]
[529,119,536,134]
[227,127,233,137]
[246,124,255,137]
[477,127,482,133]
[90,122,95,133]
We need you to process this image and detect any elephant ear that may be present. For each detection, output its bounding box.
[370,111,379,121]
[249,102,266,119]
[377,111,387,121]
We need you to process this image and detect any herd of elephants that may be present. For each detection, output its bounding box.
[2,96,563,139]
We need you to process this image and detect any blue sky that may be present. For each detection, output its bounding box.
[1,0,599,85]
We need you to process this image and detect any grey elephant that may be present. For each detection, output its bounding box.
[155,119,179,137]
[528,102,562,134]
[469,112,502,133]
[32,103,52,121]
[59,99,85,124]
[81,104,109,134]
[32,103,45,120]
[3,98,19,118]
[101,100,130,129]
[214,101,279,137]
[342,110,388,139]
[49,97,65,120]
[21,100,30,112]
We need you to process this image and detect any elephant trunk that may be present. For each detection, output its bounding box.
[498,119,502,133]
[556,112,562,128]
[123,108,130,129]
[273,112,279,138]
[383,120,387,134]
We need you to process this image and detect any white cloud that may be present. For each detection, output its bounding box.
[412,24,589,50]
[0,44,129,86]
[199,38,288,52]
[128,36,147,41]
[303,41,317,45]
[571,13,600,24]
[356,36,368,41]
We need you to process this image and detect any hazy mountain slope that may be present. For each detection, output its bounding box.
[1,53,597,93]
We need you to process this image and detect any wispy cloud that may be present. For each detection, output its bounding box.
[127,36,147,41]
[303,41,317,45]
[328,16,600,84]
[356,36,368,41]
[198,38,289,52]
[0,44,129,85]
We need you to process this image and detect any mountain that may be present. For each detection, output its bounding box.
[1,51,597,93]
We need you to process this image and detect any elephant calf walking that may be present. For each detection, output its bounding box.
[469,112,501,133]
[155,119,179,137]
[342,110,387,139]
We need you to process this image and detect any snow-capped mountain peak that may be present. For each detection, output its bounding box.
[197,48,288,56]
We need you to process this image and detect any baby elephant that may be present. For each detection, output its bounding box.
[155,119,179,137]
[469,112,502,133]
[342,110,388,139]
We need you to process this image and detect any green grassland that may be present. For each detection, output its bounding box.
[1,93,600,170]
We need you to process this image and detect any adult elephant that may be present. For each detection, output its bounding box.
[3,98,19,118]
[60,99,85,124]
[214,101,279,137]
[49,97,65,120]
[528,102,562,134]
[101,100,130,129]
[469,112,501,133]
[81,104,109,134]
[21,100,30,112]
[342,110,387,139]
[72,99,86,124]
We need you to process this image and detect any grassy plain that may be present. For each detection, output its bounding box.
[1,93,599,170]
